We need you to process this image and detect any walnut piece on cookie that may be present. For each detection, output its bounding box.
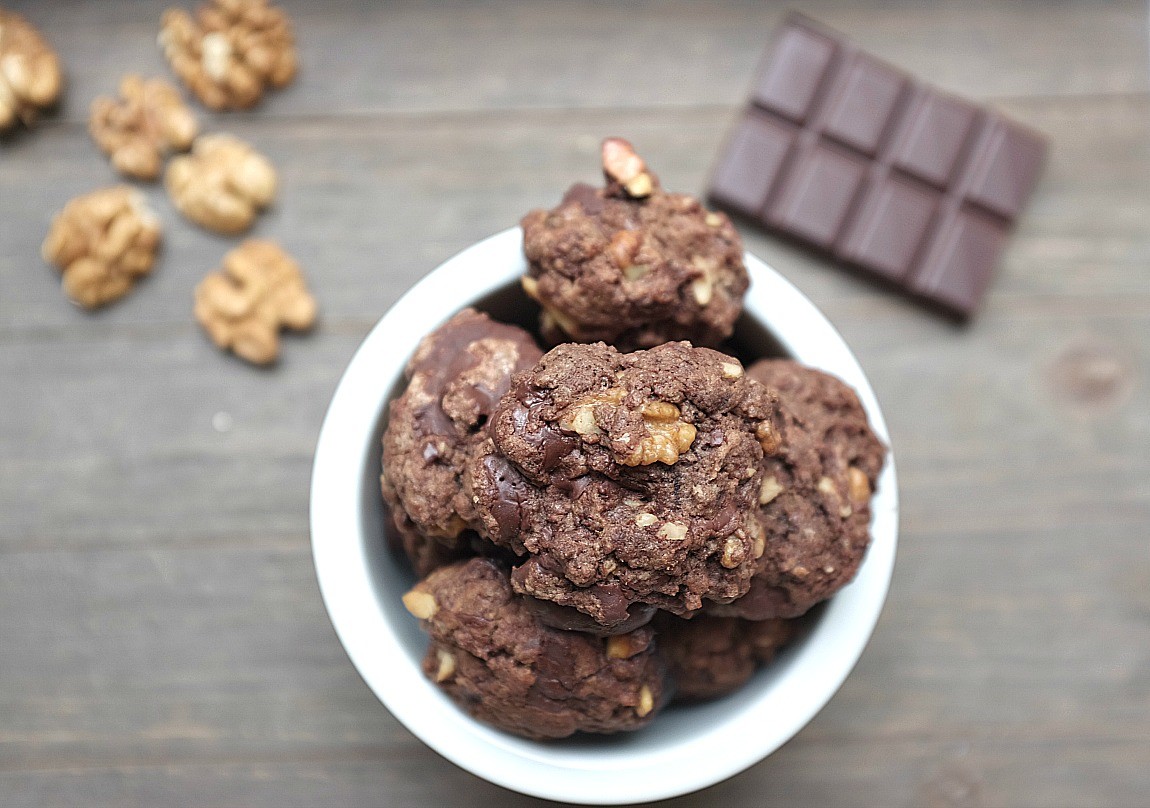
[159,0,296,111]
[468,341,780,633]
[707,359,886,620]
[193,239,315,365]
[89,75,198,180]
[41,186,161,309]
[519,137,748,350]
[403,558,667,739]
[0,10,63,131]
[165,133,276,234]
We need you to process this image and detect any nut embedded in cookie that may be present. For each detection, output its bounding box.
[519,137,749,350]
[89,75,199,180]
[159,0,297,111]
[403,558,668,740]
[165,133,276,234]
[0,10,63,131]
[193,239,316,365]
[468,341,781,632]
[41,186,162,309]
[707,359,887,620]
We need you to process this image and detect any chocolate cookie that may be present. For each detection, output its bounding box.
[468,341,780,633]
[402,558,667,740]
[710,359,886,619]
[383,500,471,579]
[381,309,542,575]
[655,614,796,702]
[520,138,748,350]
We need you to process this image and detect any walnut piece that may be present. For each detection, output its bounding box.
[89,75,199,180]
[559,387,624,436]
[433,648,456,682]
[755,419,781,454]
[561,389,698,466]
[193,239,316,365]
[402,590,438,620]
[636,684,654,717]
[41,187,161,309]
[605,633,646,660]
[0,11,63,131]
[720,361,744,379]
[759,475,783,505]
[847,466,872,504]
[601,137,653,198]
[622,401,697,466]
[166,133,276,234]
[159,0,296,110]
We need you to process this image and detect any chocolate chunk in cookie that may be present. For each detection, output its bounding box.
[710,359,886,619]
[469,341,780,632]
[403,558,667,740]
[520,137,749,350]
[381,309,542,573]
[655,614,796,702]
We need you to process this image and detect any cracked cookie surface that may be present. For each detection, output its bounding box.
[709,359,886,619]
[381,309,541,576]
[469,341,779,632]
[520,138,748,351]
[404,558,666,739]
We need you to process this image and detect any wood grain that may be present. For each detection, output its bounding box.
[1,1,1148,806]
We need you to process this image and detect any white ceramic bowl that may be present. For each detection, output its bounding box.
[310,227,899,804]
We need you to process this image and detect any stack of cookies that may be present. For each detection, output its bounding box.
[382,139,886,740]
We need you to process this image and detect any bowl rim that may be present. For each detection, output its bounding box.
[310,227,899,804]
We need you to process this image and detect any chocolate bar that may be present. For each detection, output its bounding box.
[708,13,1047,317]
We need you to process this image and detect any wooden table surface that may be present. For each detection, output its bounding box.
[3,1,1149,806]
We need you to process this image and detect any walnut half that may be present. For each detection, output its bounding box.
[194,239,316,365]
[89,75,199,180]
[159,0,297,110]
[41,187,161,309]
[165,133,276,234]
[0,10,63,131]
[621,401,697,467]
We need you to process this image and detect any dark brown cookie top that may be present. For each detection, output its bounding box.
[655,614,796,702]
[469,341,780,631]
[402,558,666,740]
[520,138,748,351]
[381,308,542,558]
[710,359,886,619]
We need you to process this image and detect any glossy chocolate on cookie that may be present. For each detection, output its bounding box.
[468,341,780,633]
[381,308,541,574]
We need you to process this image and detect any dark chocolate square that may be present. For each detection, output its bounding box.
[765,141,867,249]
[707,13,1047,317]
[708,112,796,215]
[821,54,907,156]
[891,89,979,188]
[910,207,1007,314]
[963,118,1047,219]
[752,24,838,124]
[838,174,938,281]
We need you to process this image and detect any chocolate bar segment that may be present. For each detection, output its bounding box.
[709,13,1047,317]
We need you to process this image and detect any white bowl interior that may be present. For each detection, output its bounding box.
[311,228,899,804]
